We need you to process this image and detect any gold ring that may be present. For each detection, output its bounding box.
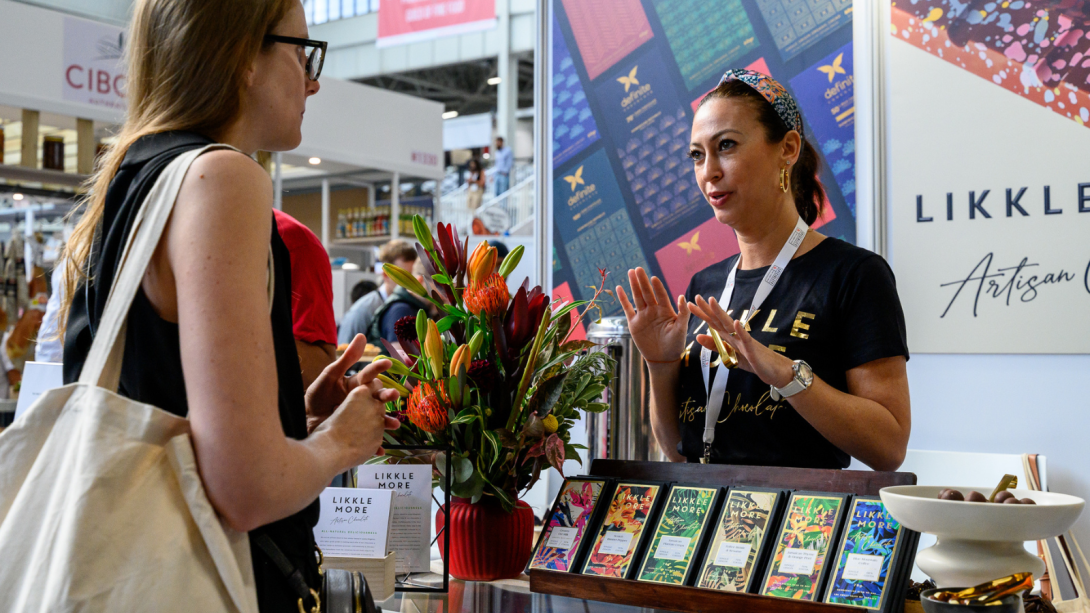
[729,332,737,338]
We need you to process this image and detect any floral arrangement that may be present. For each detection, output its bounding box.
[373,216,614,513]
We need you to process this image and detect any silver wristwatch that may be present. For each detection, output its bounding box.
[770,360,813,401]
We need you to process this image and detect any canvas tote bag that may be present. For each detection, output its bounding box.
[1024,454,1090,613]
[0,145,259,613]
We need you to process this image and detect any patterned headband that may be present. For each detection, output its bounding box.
[719,69,804,137]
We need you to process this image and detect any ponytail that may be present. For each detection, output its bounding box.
[791,139,824,225]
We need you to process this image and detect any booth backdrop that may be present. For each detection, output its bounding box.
[547,0,857,330]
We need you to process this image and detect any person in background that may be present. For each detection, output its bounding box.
[35,263,66,363]
[350,279,378,305]
[466,157,485,211]
[368,254,431,345]
[493,136,513,196]
[338,277,385,346]
[273,209,337,389]
[339,239,416,344]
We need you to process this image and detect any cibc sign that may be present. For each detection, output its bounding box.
[62,17,126,111]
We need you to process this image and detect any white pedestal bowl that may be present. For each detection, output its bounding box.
[879,486,1083,588]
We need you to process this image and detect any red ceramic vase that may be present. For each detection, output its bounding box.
[436,496,534,581]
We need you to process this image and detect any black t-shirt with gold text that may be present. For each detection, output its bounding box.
[677,237,909,467]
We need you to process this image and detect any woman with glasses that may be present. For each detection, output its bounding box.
[60,2,396,611]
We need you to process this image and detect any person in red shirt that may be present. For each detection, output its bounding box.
[273,209,337,388]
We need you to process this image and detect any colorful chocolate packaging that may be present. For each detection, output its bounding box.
[528,477,611,573]
[760,491,850,601]
[696,487,785,592]
[824,496,918,611]
[637,485,720,585]
[580,481,667,579]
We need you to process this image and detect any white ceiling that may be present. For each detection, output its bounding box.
[13,0,131,25]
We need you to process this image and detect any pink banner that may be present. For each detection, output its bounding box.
[378,0,496,48]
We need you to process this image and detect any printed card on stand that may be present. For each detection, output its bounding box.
[356,465,433,573]
[313,488,393,558]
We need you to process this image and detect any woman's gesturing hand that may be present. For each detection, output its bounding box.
[305,334,402,434]
[688,295,794,388]
[616,267,691,364]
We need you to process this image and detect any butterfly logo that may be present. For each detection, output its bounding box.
[817,53,845,82]
[617,66,639,93]
[677,231,701,255]
[563,166,585,191]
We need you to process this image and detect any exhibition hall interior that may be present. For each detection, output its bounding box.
[0,1,1087,612]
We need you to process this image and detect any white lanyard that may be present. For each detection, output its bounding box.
[699,216,808,462]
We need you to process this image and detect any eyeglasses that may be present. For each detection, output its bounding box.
[264,35,327,81]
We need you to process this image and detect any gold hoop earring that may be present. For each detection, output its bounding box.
[779,167,789,193]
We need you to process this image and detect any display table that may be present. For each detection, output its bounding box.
[376,574,693,613]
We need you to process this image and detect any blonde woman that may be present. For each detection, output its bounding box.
[60,1,399,610]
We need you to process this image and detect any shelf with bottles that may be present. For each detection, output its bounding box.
[334,203,433,242]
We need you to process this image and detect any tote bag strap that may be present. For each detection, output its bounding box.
[79,144,241,390]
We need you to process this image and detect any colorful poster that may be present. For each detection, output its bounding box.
[761,494,844,601]
[529,479,607,572]
[697,489,779,592]
[655,215,740,298]
[595,50,707,240]
[650,0,760,91]
[553,16,601,168]
[790,41,856,215]
[891,2,1090,131]
[756,0,853,62]
[376,0,496,48]
[638,486,717,584]
[560,0,654,80]
[554,149,649,316]
[825,499,904,610]
[582,482,662,578]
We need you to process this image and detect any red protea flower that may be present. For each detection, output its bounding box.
[394,316,417,345]
[467,359,499,393]
[407,380,450,433]
[464,272,509,318]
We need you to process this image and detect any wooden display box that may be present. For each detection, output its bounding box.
[324,552,396,602]
[529,459,917,613]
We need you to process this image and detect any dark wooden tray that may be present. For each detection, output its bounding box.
[527,460,917,612]
[587,459,915,495]
[530,570,860,613]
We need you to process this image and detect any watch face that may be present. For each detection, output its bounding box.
[796,361,814,385]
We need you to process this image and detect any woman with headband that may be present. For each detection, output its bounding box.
[616,70,911,470]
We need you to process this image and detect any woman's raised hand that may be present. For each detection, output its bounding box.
[688,295,793,387]
[616,267,691,364]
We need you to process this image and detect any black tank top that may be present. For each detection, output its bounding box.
[63,131,320,612]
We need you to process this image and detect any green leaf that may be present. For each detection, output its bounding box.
[432,274,452,285]
[525,372,569,418]
[436,315,458,334]
[451,470,484,499]
[551,301,587,322]
[578,384,607,403]
[585,402,609,413]
[564,443,584,467]
[454,455,474,484]
[435,451,448,477]
[483,430,501,466]
[450,407,477,425]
